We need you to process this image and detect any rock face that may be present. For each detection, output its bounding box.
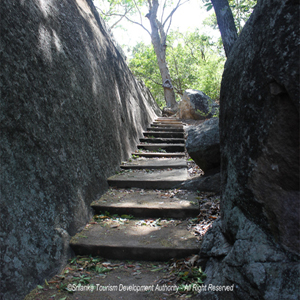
[0,1,160,299]
[178,89,219,120]
[199,1,299,299]
[186,118,220,173]
[138,81,162,116]
[179,172,220,193]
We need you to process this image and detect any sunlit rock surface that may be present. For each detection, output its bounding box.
[178,89,219,120]
[0,0,160,299]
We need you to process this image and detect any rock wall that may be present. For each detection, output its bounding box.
[0,1,160,299]
[200,0,299,299]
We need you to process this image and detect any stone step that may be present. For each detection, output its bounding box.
[120,158,187,169]
[91,189,199,218]
[155,117,178,122]
[137,143,185,152]
[147,127,184,132]
[155,119,182,124]
[132,152,186,158]
[70,219,199,261]
[107,168,187,189]
[144,131,184,138]
[151,123,183,128]
[139,137,185,144]
[68,117,199,266]
[154,122,183,126]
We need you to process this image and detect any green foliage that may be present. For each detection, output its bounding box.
[202,0,257,34]
[229,0,257,33]
[93,0,140,27]
[167,30,225,99]
[128,29,225,105]
[175,267,207,295]
[129,43,165,107]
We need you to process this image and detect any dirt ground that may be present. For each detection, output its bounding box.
[24,256,206,300]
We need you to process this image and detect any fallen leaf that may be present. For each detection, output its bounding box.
[102,263,111,267]
[187,255,199,266]
[151,267,163,272]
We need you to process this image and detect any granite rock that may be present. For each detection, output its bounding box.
[199,0,299,298]
[0,0,160,299]
[186,118,220,173]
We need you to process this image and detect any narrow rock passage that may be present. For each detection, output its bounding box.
[25,118,220,300]
[25,118,219,300]
[70,117,200,261]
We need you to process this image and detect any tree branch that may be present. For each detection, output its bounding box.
[162,0,190,28]
[160,0,168,24]
[173,84,183,96]
[109,7,133,29]
[156,19,166,47]
[134,71,162,86]
[164,14,173,42]
[110,14,127,29]
[132,0,144,25]
[124,15,152,36]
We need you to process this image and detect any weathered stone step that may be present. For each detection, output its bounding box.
[107,168,187,189]
[140,137,185,144]
[70,219,199,261]
[132,152,185,158]
[91,189,199,218]
[137,143,185,152]
[144,131,184,138]
[120,158,187,169]
[155,119,182,124]
[147,127,184,132]
[154,122,183,126]
[156,117,178,120]
[151,123,183,128]
[155,118,179,122]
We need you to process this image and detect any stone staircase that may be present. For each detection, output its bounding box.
[70,117,200,261]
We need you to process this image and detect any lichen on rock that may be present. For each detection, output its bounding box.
[199,0,300,298]
[0,0,160,299]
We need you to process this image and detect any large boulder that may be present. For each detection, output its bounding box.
[199,0,299,299]
[178,89,219,120]
[0,1,160,299]
[186,117,220,173]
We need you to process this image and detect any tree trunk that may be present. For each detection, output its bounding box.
[211,0,238,57]
[146,0,178,109]
[152,39,177,109]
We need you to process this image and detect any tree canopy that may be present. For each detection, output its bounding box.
[95,0,192,108]
[129,29,225,107]
[94,0,256,108]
